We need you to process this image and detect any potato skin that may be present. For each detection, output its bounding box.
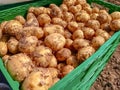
[37,14,51,26]
[15,15,26,25]
[16,26,44,40]
[44,33,66,51]
[73,39,89,50]
[4,20,23,36]
[77,46,95,62]
[75,11,90,22]
[66,55,79,67]
[68,5,82,14]
[62,65,74,77]
[6,53,34,82]
[18,36,38,53]
[25,13,39,27]
[63,12,74,22]
[97,13,111,24]
[22,68,52,90]
[63,0,76,7]
[91,36,105,50]
[7,37,18,54]
[49,4,63,18]
[86,20,100,30]
[0,41,8,56]
[95,29,110,41]
[44,25,64,36]
[110,19,120,31]
[33,46,57,67]
[82,27,95,40]
[48,68,58,78]
[68,21,78,33]
[72,29,84,40]
[0,21,8,32]
[56,48,71,61]
[52,18,67,28]
[64,30,72,39]
[65,39,73,49]
[2,55,10,67]
[110,11,120,20]
[60,4,68,12]
[0,28,2,39]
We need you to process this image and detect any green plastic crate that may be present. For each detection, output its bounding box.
[0,0,120,90]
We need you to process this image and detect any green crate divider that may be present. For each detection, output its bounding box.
[0,0,36,10]
[0,0,62,23]
[0,0,120,90]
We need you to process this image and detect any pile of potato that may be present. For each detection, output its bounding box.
[0,0,120,90]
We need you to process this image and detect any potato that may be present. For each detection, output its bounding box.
[75,0,87,5]
[34,7,51,16]
[97,13,111,24]
[65,39,73,49]
[2,55,10,67]
[15,15,26,25]
[16,26,44,40]
[77,46,95,62]
[22,68,52,90]
[37,14,51,26]
[52,78,60,86]
[44,33,66,51]
[68,4,82,14]
[68,21,78,33]
[52,17,67,28]
[33,46,57,67]
[75,11,90,22]
[63,0,76,7]
[109,31,115,36]
[90,13,99,20]
[49,4,63,18]
[0,21,8,32]
[25,13,39,27]
[73,38,89,50]
[48,68,58,78]
[44,25,64,36]
[28,7,35,13]
[7,53,34,82]
[95,29,110,40]
[4,20,23,36]
[0,41,7,56]
[57,63,66,72]
[78,23,85,29]
[63,12,74,22]
[82,27,95,40]
[62,65,74,77]
[64,30,72,39]
[92,7,100,13]
[56,48,71,61]
[100,23,111,32]
[66,55,79,67]
[7,37,18,54]
[86,20,100,30]
[0,34,9,42]
[72,29,84,40]
[0,28,2,39]
[91,36,105,50]
[37,40,44,46]
[18,36,38,53]
[33,7,51,16]
[110,19,120,31]
[110,11,120,20]
[83,7,92,14]
[60,4,68,12]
